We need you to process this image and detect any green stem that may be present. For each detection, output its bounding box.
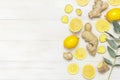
[107,49,118,80]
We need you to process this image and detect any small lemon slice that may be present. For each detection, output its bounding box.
[99,34,107,43]
[64,4,73,14]
[108,0,120,6]
[69,18,83,32]
[97,46,106,54]
[74,47,86,60]
[67,63,79,75]
[82,64,96,79]
[96,19,110,32]
[76,0,89,6]
[61,15,69,24]
[76,9,82,16]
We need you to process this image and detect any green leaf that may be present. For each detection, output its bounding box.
[105,32,115,39]
[104,57,113,65]
[107,46,116,58]
[115,55,120,57]
[118,45,120,48]
[114,64,120,66]
[107,39,118,49]
[112,21,120,34]
[105,32,120,43]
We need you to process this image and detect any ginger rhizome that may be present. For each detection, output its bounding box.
[82,23,98,56]
[88,0,108,18]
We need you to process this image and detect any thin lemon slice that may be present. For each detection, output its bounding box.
[76,0,89,6]
[97,46,106,54]
[64,4,73,14]
[61,15,69,24]
[99,34,107,43]
[69,18,83,32]
[74,47,86,60]
[82,64,96,79]
[96,19,110,32]
[67,63,79,75]
[108,0,120,6]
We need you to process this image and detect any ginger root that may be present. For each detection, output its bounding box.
[88,0,108,18]
[97,61,110,73]
[63,52,73,60]
[82,23,98,56]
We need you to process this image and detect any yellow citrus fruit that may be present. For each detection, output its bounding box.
[67,63,79,75]
[64,35,79,49]
[74,47,86,60]
[76,9,82,16]
[64,4,73,14]
[96,19,110,32]
[97,46,106,54]
[69,18,83,32]
[108,0,120,6]
[99,34,107,43]
[61,15,69,24]
[76,0,89,6]
[106,8,120,22]
[82,64,96,79]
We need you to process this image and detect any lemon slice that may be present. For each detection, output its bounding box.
[97,46,106,54]
[64,35,79,49]
[76,0,89,6]
[64,4,73,14]
[96,19,110,32]
[82,64,96,79]
[67,63,79,75]
[108,0,120,6]
[69,18,83,32]
[61,15,69,24]
[76,9,82,16]
[99,34,107,43]
[74,47,86,60]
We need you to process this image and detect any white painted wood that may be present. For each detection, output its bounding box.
[0,0,119,80]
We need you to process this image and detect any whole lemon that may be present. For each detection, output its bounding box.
[64,35,79,49]
[106,8,120,22]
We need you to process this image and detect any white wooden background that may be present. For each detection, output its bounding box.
[0,0,120,80]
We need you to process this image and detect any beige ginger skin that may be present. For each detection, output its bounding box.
[82,23,98,56]
[88,0,109,18]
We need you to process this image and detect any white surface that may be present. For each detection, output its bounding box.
[0,0,120,80]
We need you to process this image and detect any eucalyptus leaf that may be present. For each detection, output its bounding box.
[112,21,120,34]
[104,57,113,65]
[105,32,120,43]
[115,55,120,57]
[118,45,120,48]
[105,32,115,39]
[107,46,116,58]
[107,39,118,49]
[114,64,120,66]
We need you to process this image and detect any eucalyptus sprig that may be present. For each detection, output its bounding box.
[104,21,120,80]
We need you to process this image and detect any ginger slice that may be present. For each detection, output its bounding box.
[82,64,96,79]
[76,8,82,16]
[61,15,69,24]
[96,19,110,32]
[67,63,79,75]
[69,18,83,33]
[64,4,73,14]
[99,34,107,43]
[108,0,120,6]
[97,46,106,54]
[74,47,87,60]
[76,0,89,6]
